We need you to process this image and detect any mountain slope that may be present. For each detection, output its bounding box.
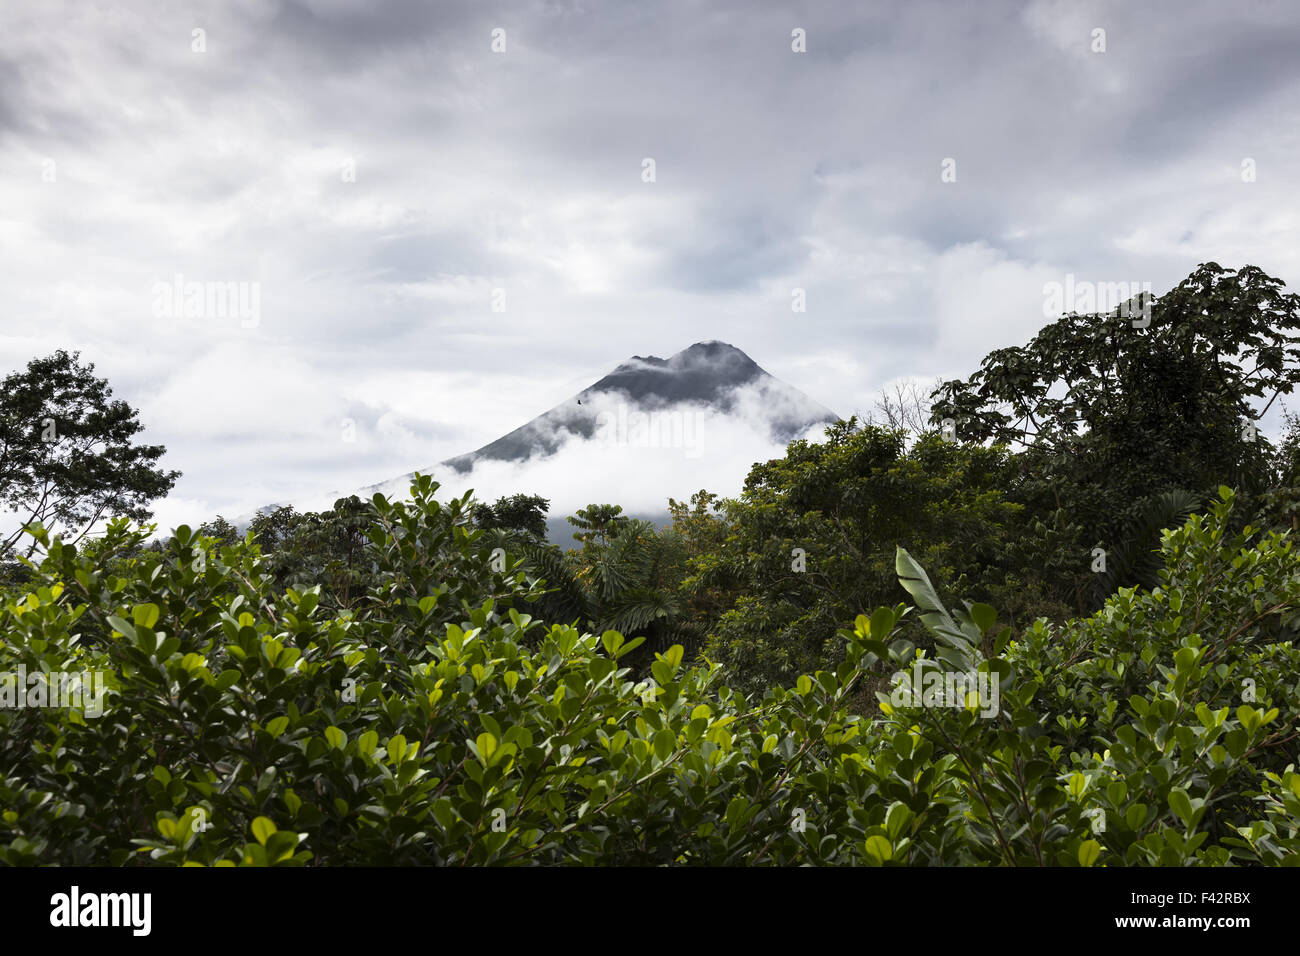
[440,341,837,473]
[241,342,840,539]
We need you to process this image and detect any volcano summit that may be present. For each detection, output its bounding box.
[251,342,840,539]
[439,341,838,473]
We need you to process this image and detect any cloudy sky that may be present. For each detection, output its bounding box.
[2,0,1299,531]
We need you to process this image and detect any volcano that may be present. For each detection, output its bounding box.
[438,341,838,473]
[248,342,840,542]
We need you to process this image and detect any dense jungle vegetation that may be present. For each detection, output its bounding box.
[2,262,1300,865]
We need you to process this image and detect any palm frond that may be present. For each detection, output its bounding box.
[1094,488,1202,598]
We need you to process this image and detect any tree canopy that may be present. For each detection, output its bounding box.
[0,350,179,559]
[929,262,1298,549]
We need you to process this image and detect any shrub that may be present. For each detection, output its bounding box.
[0,480,1296,865]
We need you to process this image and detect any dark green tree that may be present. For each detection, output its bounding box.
[232,499,372,612]
[247,505,302,554]
[1255,407,1300,534]
[0,350,180,559]
[695,419,1083,696]
[473,493,550,541]
[567,503,629,547]
[196,515,240,548]
[288,496,373,611]
[929,262,1299,576]
[573,518,693,662]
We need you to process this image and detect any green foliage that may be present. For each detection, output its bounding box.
[695,419,1083,695]
[285,496,373,611]
[930,262,1297,554]
[567,503,630,546]
[1257,407,1300,535]
[0,350,179,559]
[481,502,702,672]
[228,497,376,613]
[1089,489,1202,600]
[576,518,693,658]
[5,475,1292,865]
[862,486,1300,865]
[901,486,1300,865]
[495,533,591,628]
[473,493,550,542]
[247,505,303,555]
[196,515,240,549]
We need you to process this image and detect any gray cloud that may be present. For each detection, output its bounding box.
[0,0,1297,533]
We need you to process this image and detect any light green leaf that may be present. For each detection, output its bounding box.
[132,603,160,629]
[1168,788,1194,826]
[1078,839,1101,867]
[895,547,978,661]
[106,615,136,640]
[251,817,277,845]
[864,835,892,863]
[359,730,379,757]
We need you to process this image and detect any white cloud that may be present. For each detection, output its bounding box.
[2,0,1298,536]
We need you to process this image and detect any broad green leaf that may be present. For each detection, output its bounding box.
[1168,789,1194,827]
[968,603,996,634]
[864,835,892,863]
[251,817,277,845]
[1078,839,1101,867]
[106,615,136,640]
[132,603,160,629]
[359,730,379,757]
[895,547,977,659]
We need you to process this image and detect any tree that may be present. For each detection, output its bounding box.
[567,503,629,547]
[929,262,1299,584]
[667,490,727,558]
[864,377,941,437]
[196,515,240,548]
[472,493,550,541]
[288,496,373,611]
[232,499,373,612]
[0,350,179,558]
[1256,406,1300,533]
[573,518,693,660]
[694,419,1083,695]
[247,505,302,554]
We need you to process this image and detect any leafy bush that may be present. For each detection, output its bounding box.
[1,479,1296,865]
[870,488,1300,864]
[695,421,1084,696]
